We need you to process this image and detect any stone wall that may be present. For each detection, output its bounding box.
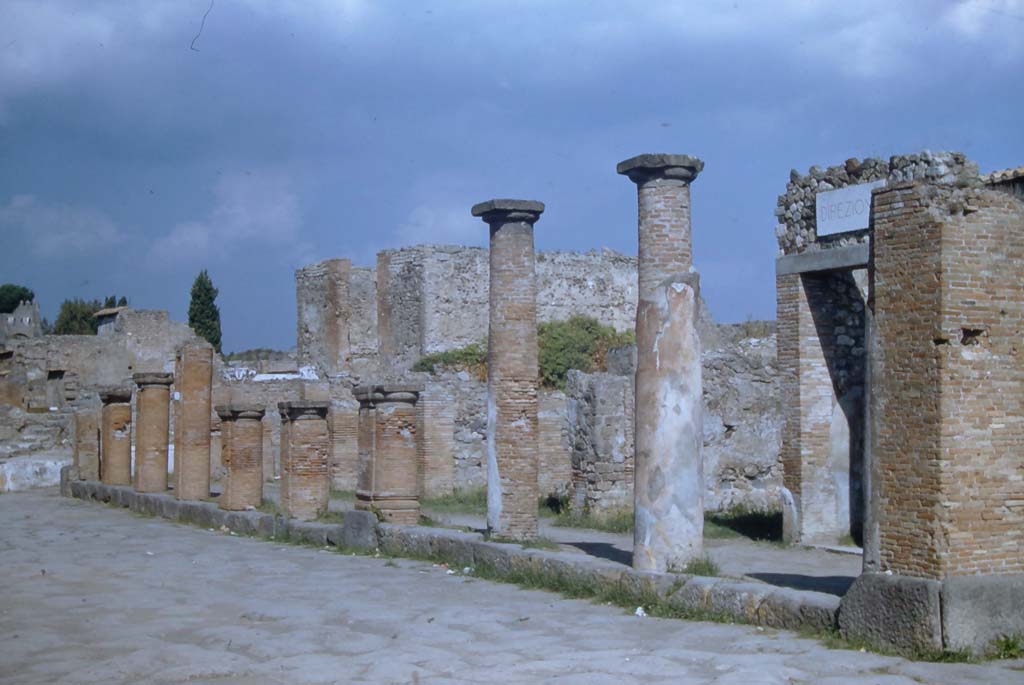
[299,245,639,379]
[774,151,978,255]
[565,322,783,515]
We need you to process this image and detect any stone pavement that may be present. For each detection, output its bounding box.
[2,489,1021,684]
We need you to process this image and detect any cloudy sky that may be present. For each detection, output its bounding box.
[1,1,1022,352]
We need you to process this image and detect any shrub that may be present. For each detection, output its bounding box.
[411,340,487,379]
[538,315,633,389]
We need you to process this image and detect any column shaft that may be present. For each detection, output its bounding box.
[175,344,213,500]
[473,199,544,540]
[133,373,173,493]
[618,154,704,572]
[100,389,132,485]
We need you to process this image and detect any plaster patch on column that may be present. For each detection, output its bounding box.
[486,382,501,532]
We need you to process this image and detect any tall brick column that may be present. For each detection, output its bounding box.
[174,343,213,501]
[618,154,704,572]
[99,388,132,485]
[472,198,544,540]
[133,372,173,493]
[840,180,1024,654]
[216,404,265,510]
[278,401,330,521]
[353,384,421,524]
[73,402,101,481]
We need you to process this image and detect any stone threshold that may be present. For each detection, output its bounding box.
[62,470,839,635]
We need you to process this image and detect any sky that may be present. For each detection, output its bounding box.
[1,0,1022,353]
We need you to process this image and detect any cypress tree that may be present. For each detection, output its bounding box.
[188,269,222,353]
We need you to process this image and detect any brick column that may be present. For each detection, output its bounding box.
[354,384,421,523]
[278,401,330,521]
[216,404,265,510]
[472,198,544,540]
[99,388,132,485]
[73,402,100,481]
[618,154,704,572]
[133,372,173,493]
[174,343,213,500]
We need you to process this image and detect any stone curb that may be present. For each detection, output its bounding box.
[64,478,839,634]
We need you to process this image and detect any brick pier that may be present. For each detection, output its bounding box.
[216,404,265,511]
[354,384,422,524]
[279,401,330,521]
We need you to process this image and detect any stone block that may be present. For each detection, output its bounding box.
[705,580,771,623]
[668,576,719,612]
[288,521,336,546]
[338,509,379,551]
[941,575,1024,654]
[158,495,180,521]
[759,587,839,632]
[838,572,942,654]
[470,541,515,576]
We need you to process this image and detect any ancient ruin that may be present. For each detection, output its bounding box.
[132,372,173,493]
[619,154,705,572]
[98,388,132,485]
[72,402,100,481]
[216,404,265,511]
[278,400,330,521]
[1,149,1020,659]
[353,384,422,524]
[473,199,545,540]
[173,343,213,501]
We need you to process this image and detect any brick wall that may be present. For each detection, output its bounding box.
[872,182,1024,577]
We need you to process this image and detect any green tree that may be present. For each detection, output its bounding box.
[103,295,116,308]
[53,298,102,335]
[117,296,128,307]
[188,269,222,353]
[0,283,34,313]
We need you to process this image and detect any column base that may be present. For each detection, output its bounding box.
[839,572,1024,655]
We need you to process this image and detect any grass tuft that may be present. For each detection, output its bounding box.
[422,487,487,516]
[680,555,720,577]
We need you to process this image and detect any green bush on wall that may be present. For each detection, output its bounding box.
[411,316,634,390]
[538,315,634,390]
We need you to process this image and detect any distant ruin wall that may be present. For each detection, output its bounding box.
[298,245,640,380]
[566,324,783,514]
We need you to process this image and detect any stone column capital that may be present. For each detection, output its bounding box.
[99,387,132,404]
[471,199,545,226]
[132,372,173,388]
[215,404,266,422]
[352,384,421,406]
[278,401,329,421]
[617,153,704,185]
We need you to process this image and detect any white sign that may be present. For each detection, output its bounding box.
[815,179,886,235]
